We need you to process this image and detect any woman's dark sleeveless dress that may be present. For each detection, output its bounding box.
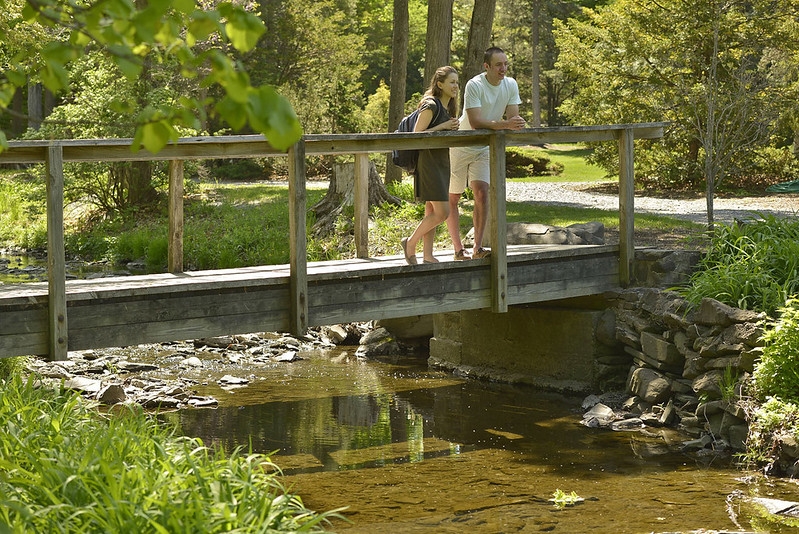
[414,97,450,202]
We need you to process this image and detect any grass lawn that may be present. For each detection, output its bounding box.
[509,144,609,183]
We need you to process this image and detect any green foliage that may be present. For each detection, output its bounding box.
[553,0,799,190]
[208,159,266,182]
[0,172,47,249]
[0,375,342,532]
[2,0,302,153]
[720,365,740,402]
[246,0,366,134]
[744,396,799,468]
[752,300,799,402]
[750,146,799,187]
[386,178,415,203]
[679,215,799,317]
[360,81,391,133]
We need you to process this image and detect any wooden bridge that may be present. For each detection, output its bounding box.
[0,123,666,360]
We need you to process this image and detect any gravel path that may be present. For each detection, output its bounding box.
[302,178,796,224]
[505,181,797,224]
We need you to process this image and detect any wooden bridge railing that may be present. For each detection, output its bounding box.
[0,123,666,360]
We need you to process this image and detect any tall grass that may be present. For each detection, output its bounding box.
[58,183,330,271]
[0,376,342,533]
[679,215,799,317]
[0,175,47,249]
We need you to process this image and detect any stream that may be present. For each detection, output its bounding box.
[155,348,799,534]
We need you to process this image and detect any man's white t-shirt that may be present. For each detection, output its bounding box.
[458,73,522,130]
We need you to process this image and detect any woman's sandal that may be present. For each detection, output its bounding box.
[401,237,417,265]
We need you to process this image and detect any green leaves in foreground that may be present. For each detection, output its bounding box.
[2,0,302,154]
[0,376,342,533]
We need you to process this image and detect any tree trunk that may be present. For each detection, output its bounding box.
[530,0,542,127]
[11,88,24,137]
[386,0,409,185]
[127,10,158,208]
[462,0,497,90]
[311,160,402,238]
[128,161,158,206]
[424,0,454,85]
[27,82,42,131]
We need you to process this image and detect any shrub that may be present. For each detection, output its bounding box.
[744,396,799,469]
[680,215,799,317]
[752,300,799,403]
[209,159,267,182]
[505,147,563,178]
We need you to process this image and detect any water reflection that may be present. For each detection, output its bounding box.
[0,253,147,284]
[158,351,799,532]
[166,355,468,473]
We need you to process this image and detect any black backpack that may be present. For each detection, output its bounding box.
[391,98,443,173]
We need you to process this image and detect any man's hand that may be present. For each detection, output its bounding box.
[505,115,527,130]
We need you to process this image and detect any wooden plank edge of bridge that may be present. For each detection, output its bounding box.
[0,244,620,303]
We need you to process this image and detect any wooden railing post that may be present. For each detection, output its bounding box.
[45,143,68,361]
[288,140,308,334]
[618,128,635,287]
[354,153,369,258]
[168,160,184,273]
[489,132,508,313]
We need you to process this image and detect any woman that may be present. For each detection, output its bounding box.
[401,66,460,265]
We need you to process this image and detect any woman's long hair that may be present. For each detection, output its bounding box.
[421,65,458,118]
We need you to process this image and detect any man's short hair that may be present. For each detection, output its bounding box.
[484,46,505,65]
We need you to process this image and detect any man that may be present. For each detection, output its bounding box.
[447,47,526,260]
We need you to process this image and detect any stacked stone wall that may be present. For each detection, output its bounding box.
[605,287,764,452]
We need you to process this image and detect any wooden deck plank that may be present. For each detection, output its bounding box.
[0,245,622,358]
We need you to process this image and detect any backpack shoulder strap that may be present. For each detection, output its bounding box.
[434,98,444,123]
[422,96,444,126]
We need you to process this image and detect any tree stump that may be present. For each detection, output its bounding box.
[311,160,402,237]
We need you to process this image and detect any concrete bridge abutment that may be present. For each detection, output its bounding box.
[428,296,630,395]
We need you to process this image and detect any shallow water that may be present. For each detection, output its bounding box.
[0,253,146,284]
[152,348,799,534]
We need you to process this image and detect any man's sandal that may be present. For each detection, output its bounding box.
[453,249,471,261]
[473,248,492,259]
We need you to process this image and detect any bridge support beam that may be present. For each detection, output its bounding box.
[489,132,508,313]
[618,128,635,287]
[288,140,308,335]
[168,160,184,273]
[354,153,369,258]
[45,144,68,361]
